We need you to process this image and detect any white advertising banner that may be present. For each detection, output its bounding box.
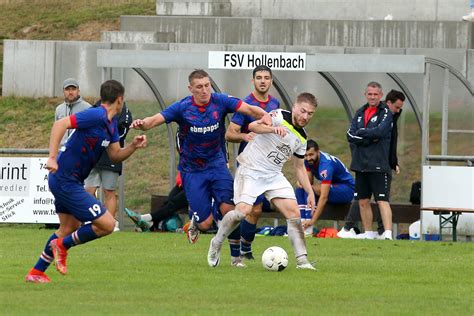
[0,157,58,224]
[208,51,306,70]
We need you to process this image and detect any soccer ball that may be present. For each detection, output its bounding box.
[261,246,288,272]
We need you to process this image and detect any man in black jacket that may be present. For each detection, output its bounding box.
[85,101,132,231]
[338,89,405,239]
[346,82,394,240]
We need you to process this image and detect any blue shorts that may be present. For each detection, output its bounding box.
[181,167,234,224]
[49,174,107,223]
[295,183,354,206]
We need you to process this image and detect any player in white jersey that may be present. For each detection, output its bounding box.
[208,93,318,270]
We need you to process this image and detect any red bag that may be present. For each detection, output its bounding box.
[315,228,339,238]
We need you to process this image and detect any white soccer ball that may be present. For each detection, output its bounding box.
[261,246,288,272]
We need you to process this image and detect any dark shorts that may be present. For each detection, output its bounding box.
[49,174,107,223]
[181,167,234,223]
[354,172,391,202]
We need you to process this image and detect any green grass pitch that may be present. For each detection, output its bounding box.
[1,227,473,315]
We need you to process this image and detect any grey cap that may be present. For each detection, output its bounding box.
[63,78,79,89]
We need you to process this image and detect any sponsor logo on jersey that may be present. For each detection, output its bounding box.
[190,122,220,134]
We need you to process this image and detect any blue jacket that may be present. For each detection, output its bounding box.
[347,102,393,173]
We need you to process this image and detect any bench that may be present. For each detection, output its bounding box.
[151,194,420,235]
[420,207,474,241]
[260,202,420,235]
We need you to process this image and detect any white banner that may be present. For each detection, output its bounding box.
[0,157,58,224]
[208,51,306,70]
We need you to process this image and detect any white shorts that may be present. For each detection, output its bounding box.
[84,168,119,191]
[234,166,295,206]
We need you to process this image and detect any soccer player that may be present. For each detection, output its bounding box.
[131,69,272,267]
[225,65,280,261]
[298,140,355,229]
[25,80,147,283]
[207,93,318,270]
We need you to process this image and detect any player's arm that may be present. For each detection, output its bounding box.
[248,119,287,137]
[355,108,393,140]
[225,122,256,143]
[107,135,147,163]
[237,102,272,125]
[294,158,315,212]
[304,183,330,228]
[307,169,314,185]
[46,117,72,173]
[131,113,166,131]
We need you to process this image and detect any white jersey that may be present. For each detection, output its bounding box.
[237,109,307,174]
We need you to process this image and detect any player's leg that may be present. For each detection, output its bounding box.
[208,202,252,267]
[100,170,120,231]
[354,172,377,239]
[270,197,314,270]
[294,187,313,233]
[372,172,393,240]
[337,201,360,238]
[211,168,246,267]
[146,186,187,230]
[207,166,261,267]
[84,168,100,197]
[240,200,263,260]
[25,212,80,283]
[50,185,113,275]
[181,171,213,243]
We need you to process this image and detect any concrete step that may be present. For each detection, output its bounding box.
[121,16,472,49]
[155,0,469,21]
[156,0,231,17]
[101,31,175,44]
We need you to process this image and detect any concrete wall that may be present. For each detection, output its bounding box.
[2,40,111,98]
[3,40,473,106]
[121,16,472,49]
[156,0,470,21]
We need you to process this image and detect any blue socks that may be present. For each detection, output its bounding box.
[228,226,241,258]
[240,219,256,254]
[33,232,58,272]
[62,224,99,249]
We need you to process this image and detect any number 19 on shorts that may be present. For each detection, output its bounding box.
[88,204,102,217]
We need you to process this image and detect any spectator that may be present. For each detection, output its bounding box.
[346,82,394,240]
[339,89,405,239]
[55,78,91,149]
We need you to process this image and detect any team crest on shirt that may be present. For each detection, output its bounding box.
[370,116,377,123]
[212,111,219,120]
[320,169,328,179]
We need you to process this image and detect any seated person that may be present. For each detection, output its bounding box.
[125,172,187,232]
[296,140,355,229]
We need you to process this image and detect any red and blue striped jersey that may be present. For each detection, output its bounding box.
[162,93,242,172]
[305,151,355,186]
[231,93,280,154]
[55,106,119,183]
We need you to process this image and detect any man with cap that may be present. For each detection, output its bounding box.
[55,78,91,148]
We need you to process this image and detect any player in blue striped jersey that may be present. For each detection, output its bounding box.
[25,80,147,283]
